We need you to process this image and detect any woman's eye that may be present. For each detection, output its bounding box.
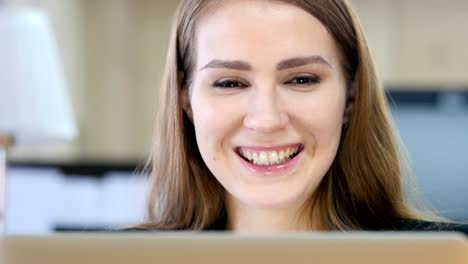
[212,79,248,89]
[285,76,321,86]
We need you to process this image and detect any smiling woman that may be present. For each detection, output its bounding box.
[137,0,467,234]
[187,0,350,232]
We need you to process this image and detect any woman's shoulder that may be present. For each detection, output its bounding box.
[390,219,468,236]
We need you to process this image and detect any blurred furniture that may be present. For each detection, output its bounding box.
[7,162,147,234]
[0,7,77,234]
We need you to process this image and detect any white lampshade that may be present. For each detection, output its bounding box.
[0,8,77,145]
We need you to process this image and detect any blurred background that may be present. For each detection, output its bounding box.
[1,0,467,234]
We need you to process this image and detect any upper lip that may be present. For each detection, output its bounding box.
[235,143,303,152]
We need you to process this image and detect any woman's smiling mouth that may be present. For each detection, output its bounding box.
[235,144,304,174]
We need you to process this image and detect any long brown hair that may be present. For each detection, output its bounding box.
[140,0,421,231]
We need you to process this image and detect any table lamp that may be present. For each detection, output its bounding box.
[0,8,78,234]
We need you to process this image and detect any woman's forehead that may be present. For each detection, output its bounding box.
[194,0,342,70]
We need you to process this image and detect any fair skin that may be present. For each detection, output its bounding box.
[186,0,347,233]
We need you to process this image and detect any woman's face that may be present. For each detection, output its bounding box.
[187,0,347,210]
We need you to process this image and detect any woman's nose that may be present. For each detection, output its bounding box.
[243,89,289,133]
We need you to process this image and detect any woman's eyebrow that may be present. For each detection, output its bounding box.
[200,60,252,71]
[277,55,332,70]
[199,55,332,71]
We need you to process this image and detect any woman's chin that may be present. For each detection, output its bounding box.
[235,191,309,211]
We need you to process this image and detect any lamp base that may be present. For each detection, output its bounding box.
[0,134,14,235]
[0,135,14,147]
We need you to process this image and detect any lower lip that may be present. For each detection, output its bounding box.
[237,151,303,175]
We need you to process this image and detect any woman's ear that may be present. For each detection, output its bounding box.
[343,79,357,125]
[181,86,193,122]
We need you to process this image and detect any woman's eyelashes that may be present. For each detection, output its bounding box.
[284,75,321,86]
[212,79,248,89]
[210,75,321,89]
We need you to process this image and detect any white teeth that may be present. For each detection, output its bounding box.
[259,152,268,165]
[279,150,285,161]
[244,151,252,161]
[252,152,259,165]
[269,151,278,164]
[239,146,301,166]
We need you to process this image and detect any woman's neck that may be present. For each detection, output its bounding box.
[225,195,319,233]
